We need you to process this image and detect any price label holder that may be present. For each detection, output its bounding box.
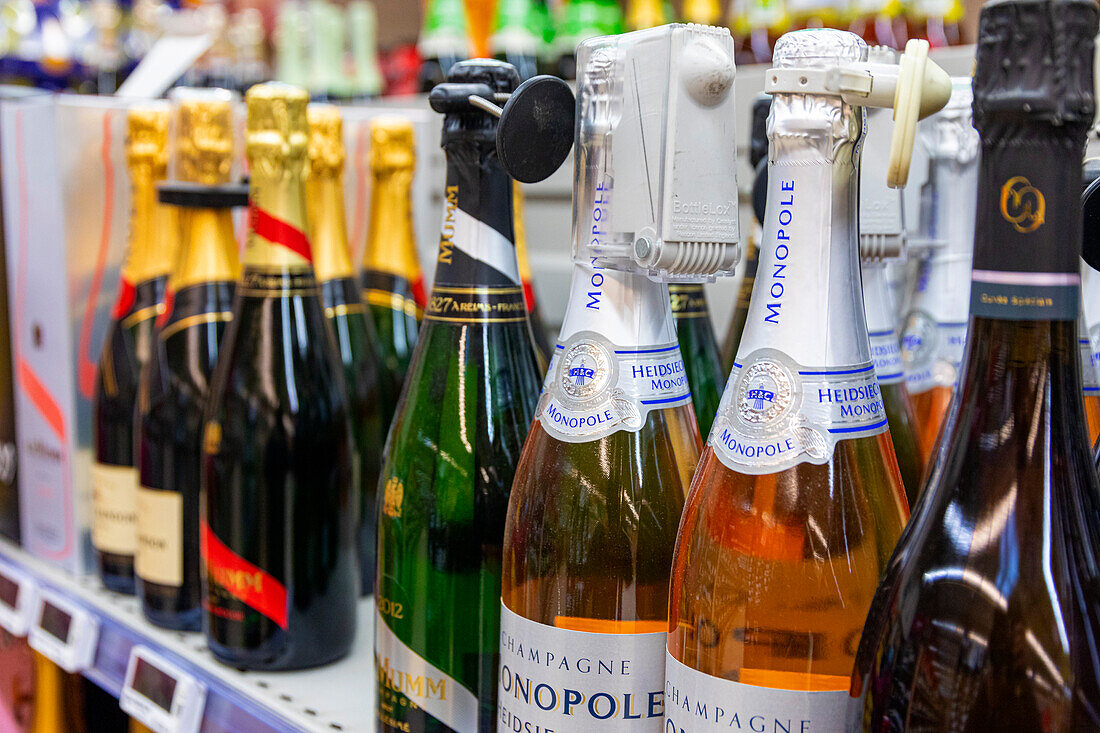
[0,559,37,636]
[120,646,206,733]
[28,589,99,673]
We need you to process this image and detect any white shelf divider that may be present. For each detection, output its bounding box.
[0,537,377,733]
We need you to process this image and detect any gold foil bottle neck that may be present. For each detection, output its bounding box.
[246,82,310,182]
[126,103,170,181]
[369,116,416,174]
[307,103,345,178]
[172,88,236,186]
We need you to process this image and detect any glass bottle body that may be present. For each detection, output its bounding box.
[671,285,724,438]
[202,278,357,670]
[137,277,235,630]
[94,276,166,594]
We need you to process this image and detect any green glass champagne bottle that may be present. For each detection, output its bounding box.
[418,0,470,92]
[858,57,924,507]
[361,116,425,425]
[93,103,176,595]
[307,103,389,597]
[512,181,552,365]
[851,2,1100,728]
[374,60,543,733]
[671,284,723,438]
[136,89,241,631]
[201,83,357,671]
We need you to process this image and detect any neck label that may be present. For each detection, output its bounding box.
[970,146,1081,321]
[537,332,690,443]
[711,349,887,474]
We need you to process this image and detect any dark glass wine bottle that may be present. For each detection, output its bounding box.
[671,284,723,438]
[201,82,357,671]
[93,103,176,595]
[306,103,388,597]
[361,116,425,425]
[136,89,241,631]
[374,60,542,733]
[666,31,909,731]
[851,2,1100,728]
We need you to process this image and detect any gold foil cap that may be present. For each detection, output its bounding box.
[369,116,416,173]
[170,88,237,186]
[307,103,345,178]
[126,103,170,178]
[246,82,310,180]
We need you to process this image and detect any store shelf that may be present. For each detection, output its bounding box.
[0,538,377,733]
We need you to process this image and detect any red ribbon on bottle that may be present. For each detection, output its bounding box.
[201,520,289,629]
[249,205,313,263]
[111,279,136,320]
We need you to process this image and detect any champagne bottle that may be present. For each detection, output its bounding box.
[626,0,670,30]
[851,2,1100,728]
[721,94,771,373]
[362,116,425,424]
[500,25,743,727]
[489,0,540,80]
[512,181,552,364]
[671,284,723,438]
[417,0,470,92]
[1079,172,1100,443]
[136,89,241,631]
[93,103,175,595]
[862,260,923,506]
[501,262,700,733]
[348,0,384,98]
[859,57,924,506]
[665,31,910,730]
[899,78,978,462]
[201,82,357,671]
[374,60,543,733]
[306,103,388,596]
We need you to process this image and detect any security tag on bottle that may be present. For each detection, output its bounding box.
[28,589,98,673]
[496,75,576,183]
[120,646,207,733]
[0,559,37,637]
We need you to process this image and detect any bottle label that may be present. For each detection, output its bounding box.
[868,329,904,386]
[497,603,667,732]
[362,270,425,319]
[135,487,183,587]
[423,286,528,324]
[537,333,691,443]
[669,285,708,320]
[91,462,137,555]
[663,650,848,732]
[201,521,288,629]
[238,269,319,298]
[710,349,887,475]
[971,158,1080,320]
[375,609,480,733]
[900,311,967,394]
[1082,336,1099,395]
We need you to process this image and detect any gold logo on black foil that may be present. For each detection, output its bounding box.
[1000,176,1045,233]
[383,477,404,518]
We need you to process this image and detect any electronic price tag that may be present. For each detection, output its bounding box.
[0,559,38,636]
[28,589,98,673]
[120,646,206,733]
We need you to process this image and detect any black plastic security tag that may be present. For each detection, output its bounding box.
[496,75,576,184]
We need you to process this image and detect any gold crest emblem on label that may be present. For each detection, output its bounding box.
[383,476,404,518]
[1000,176,1045,233]
[202,421,222,455]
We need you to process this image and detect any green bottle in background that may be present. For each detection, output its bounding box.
[670,284,724,438]
[375,60,542,733]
